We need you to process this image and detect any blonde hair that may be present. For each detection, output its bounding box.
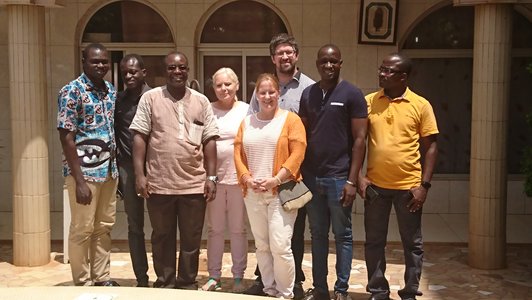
[212,67,240,87]
[254,73,279,93]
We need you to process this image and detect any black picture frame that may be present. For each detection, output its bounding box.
[358,0,398,45]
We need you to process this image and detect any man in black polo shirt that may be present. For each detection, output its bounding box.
[115,54,151,287]
[299,44,367,300]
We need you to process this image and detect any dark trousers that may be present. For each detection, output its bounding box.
[254,206,307,283]
[364,185,423,299]
[147,193,206,289]
[118,161,148,284]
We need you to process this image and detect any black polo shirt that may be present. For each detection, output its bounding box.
[115,84,151,163]
[299,80,367,177]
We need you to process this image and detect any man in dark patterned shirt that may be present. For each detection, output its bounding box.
[57,43,119,287]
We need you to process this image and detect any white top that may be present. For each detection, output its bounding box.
[212,101,249,185]
[242,110,288,184]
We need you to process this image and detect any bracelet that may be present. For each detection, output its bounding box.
[346,180,356,187]
[274,175,282,185]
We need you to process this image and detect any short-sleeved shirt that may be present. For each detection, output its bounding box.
[248,71,315,114]
[130,86,219,195]
[212,101,249,185]
[57,73,118,182]
[365,88,439,189]
[115,84,151,163]
[299,80,367,177]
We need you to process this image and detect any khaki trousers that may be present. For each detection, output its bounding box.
[66,175,118,285]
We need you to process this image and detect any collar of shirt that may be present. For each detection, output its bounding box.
[80,73,109,94]
[378,87,412,102]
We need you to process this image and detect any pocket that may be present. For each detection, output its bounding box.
[187,123,204,146]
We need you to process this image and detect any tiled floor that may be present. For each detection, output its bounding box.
[0,241,531,300]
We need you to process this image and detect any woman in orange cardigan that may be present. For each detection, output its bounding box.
[234,73,307,299]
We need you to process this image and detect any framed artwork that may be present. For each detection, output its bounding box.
[358,0,398,45]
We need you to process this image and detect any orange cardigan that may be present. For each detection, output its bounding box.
[234,111,307,196]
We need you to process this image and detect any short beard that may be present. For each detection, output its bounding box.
[278,64,296,76]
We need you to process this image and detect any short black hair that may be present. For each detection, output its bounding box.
[390,53,413,75]
[82,43,106,60]
[317,43,341,58]
[121,54,145,69]
[165,50,188,65]
[269,33,299,56]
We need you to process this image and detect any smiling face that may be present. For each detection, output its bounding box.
[165,53,189,89]
[213,71,239,103]
[83,47,109,82]
[316,46,342,82]
[256,77,280,115]
[271,43,299,76]
[120,58,146,90]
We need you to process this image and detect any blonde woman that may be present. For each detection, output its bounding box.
[234,73,307,299]
[202,68,249,292]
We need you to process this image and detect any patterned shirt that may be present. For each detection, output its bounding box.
[57,73,118,182]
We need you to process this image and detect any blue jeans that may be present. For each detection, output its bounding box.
[305,176,353,295]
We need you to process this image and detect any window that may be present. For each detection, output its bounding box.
[199,0,288,102]
[81,1,174,90]
[402,5,532,174]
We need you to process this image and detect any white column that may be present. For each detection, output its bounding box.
[468,4,512,270]
[8,4,51,266]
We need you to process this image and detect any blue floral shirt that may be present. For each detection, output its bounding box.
[57,73,118,182]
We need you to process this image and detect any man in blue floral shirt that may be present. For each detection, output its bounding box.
[57,43,119,286]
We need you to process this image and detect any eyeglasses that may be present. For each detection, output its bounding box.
[378,66,403,75]
[274,50,296,57]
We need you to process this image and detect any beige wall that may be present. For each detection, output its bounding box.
[0,0,530,240]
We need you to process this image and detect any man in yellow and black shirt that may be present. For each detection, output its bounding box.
[358,53,439,300]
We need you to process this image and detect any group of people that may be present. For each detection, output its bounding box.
[57,32,438,300]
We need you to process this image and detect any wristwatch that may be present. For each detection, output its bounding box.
[207,175,218,184]
[420,181,432,190]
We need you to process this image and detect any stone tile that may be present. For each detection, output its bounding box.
[422,214,460,243]
[449,180,469,213]
[302,4,330,47]
[507,180,526,214]
[439,213,468,243]
[1,242,531,299]
[424,180,449,213]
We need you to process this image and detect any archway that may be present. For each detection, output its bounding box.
[80,0,175,90]
[197,0,289,102]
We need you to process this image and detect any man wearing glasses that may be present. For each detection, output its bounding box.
[130,51,219,289]
[358,53,439,300]
[246,33,314,299]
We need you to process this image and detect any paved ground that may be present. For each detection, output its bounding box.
[0,241,531,299]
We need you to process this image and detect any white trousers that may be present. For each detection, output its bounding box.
[245,191,297,298]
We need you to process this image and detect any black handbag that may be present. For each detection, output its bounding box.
[278,180,313,211]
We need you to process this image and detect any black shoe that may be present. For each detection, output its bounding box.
[136,279,149,287]
[94,280,120,287]
[302,288,330,300]
[243,280,266,296]
[294,282,305,300]
[397,288,422,299]
[368,293,390,300]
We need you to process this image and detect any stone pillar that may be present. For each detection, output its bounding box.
[468,4,512,269]
[7,4,50,266]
